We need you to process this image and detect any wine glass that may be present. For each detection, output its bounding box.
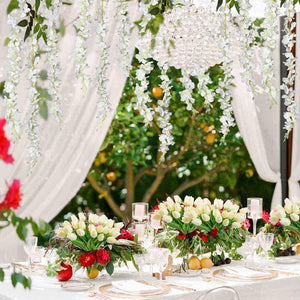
[245,235,259,267]
[132,203,148,222]
[23,236,38,268]
[258,233,274,263]
[133,254,146,278]
[148,213,162,230]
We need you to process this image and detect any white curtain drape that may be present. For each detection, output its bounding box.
[0,0,140,262]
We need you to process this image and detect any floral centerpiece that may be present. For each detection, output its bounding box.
[48,212,143,278]
[263,197,300,256]
[154,195,249,264]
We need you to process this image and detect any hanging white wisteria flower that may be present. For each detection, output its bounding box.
[27,35,41,171]
[42,0,63,124]
[280,0,297,135]
[116,0,132,77]
[74,0,92,90]
[155,63,174,160]
[197,68,214,106]
[138,0,158,34]
[134,45,154,125]
[237,0,258,98]
[96,0,111,124]
[260,0,279,104]
[217,4,235,138]
[179,69,195,111]
[3,0,29,138]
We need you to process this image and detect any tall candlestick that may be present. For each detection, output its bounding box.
[247,198,263,236]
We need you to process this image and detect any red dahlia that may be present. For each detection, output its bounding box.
[189,230,198,237]
[96,248,110,265]
[116,229,134,241]
[0,119,14,164]
[177,230,186,239]
[262,210,270,224]
[78,251,96,267]
[199,232,208,242]
[209,228,218,237]
[0,179,22,211]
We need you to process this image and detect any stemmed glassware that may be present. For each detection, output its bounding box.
[245,235,259,267]
[23,236,38,269]
[258,232,274,265]
[247,198,263,236]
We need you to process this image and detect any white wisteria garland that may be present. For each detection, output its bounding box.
[179,69,195,111]
[138,0,158,34]
[74,0,92,90]
[95,0,111,124]
[197,68,214,107]
[281,0,297,135]
[3,0,29,138]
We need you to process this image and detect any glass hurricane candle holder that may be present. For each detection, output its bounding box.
[247,198,263,236]
[132,202,148,222]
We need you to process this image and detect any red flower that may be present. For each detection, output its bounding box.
[153,204,159,212]
[242,219,250,230]
[96,248,110,265]
[116,229,134,241]
[262,210,270,224]
[78,251,96,267]
[57,262,73,281]
[189,230,198,237]
[177,230,186,239]
[0,119,14,164]
[224,227,229,231]
[276,222,282,227]
[0,179,22,211]
[199,232,208,242]
[209,228,218,237]
[291,231,297,236]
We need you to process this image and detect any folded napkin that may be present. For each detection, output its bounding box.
[223,267,267,278]
[111,280,161,294]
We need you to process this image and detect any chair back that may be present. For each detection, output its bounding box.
[198,286,240,300]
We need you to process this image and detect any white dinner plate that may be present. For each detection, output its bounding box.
[275,255,300,264]
[61,280,94,291]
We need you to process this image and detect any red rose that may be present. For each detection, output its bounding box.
[57,262,73,281]
[242,219,250,230]
[199,232,208,242]
[116,229,134,241]
[0,179,22,211]
[0,119,14,164]
[96,248,110,265]
[177,231,186,239]
[153,204,159,212]
[209,228,218,237]
[276,222,282,227]
[291,231,297,236]
[262,210,270,224]
[78,251,96,267]
[189,230,198,237]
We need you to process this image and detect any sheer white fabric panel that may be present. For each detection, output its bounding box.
[0,0,140,262]
[288,15,300,199]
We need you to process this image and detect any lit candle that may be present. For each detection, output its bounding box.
[135,204,146,218]
[249,198,262,219]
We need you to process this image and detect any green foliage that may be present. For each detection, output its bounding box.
[0,268,4,281]
[7,0,19,14]
[11,272,31,289]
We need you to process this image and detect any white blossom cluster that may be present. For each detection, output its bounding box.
[134,45,154,125]
[156,63,174,160]
[74,0,92,90]
[27,36,41,171]
[179,69,195,111]
[237,0,258,98]
[281,0,297,135]
[138,0,159,34]
[42,0,63,124]
[116,0,132,77]
[260,0,279,104]
[3,0,29,138]
[197,68,214,106]
[217,5,235,138]
[96,0,111,124]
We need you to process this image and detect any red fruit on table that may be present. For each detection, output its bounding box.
[57,262,73,281]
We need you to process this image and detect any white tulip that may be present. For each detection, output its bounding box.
[192,218,202,226]
[215,214,222,224]
[90,230,97,238]
[107,237,117,244]
[194,197,203,207]
[239,207,248,214]
[102,227,109,234]
[203,198,211,206]
[106,219,114,228]
[184,196,194,206]
[284,198,293,214]
[202,214,210,222]
[280,218,291,226]
[109,228,120,237]
[78,212,86,222]
[203,205,211,215]
[99,214,108,224]
[221,210,228,219]
[71,215,79,229]
[222,219,229,227]
[277,209,286,219]
[114,222,124,229]
[153,212,162,220]
[232,222,242,229]
[63,221,73,233]
[182,215,192,224]
[88,224,96,232]
[67,233,77,241]
[89,214,99,224]
[163,215,173,223]
[174,203,181,212]
[293,204,300,215]
[79,220,86,230]
[158,203,167,210]
[172,211,181,219]
[96,225,104,233]
[292,196,300,206]
[57,228,66,238]
[269,214,279,225]
[291,213,299,222]
[98,234,104,241]
[224,200,233,210]
[235,213,245,224]
[167,197,174,207]
[174,195,182,203]
[213,199,223,210]
[76,229,85,236]
[232,204,239,213]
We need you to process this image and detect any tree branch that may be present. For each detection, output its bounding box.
[134,167,157,185]
[87,174,125,219]
[171,163,226,196]
[125,160,135,217]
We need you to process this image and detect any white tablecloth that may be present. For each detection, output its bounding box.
[1,260,300,300]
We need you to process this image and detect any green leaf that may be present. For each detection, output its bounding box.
[0,81,5,98]
[105,261,114,276]
[34,24,40,34]
[11,272,31,289]
[17,20,28,27]
[216,0,223,10]
[38,220,50,236]
[0,268,4,281]
[58,20,66,37]
[35,0,40,11]
[7,0,19,14]
[38,100,48,120]
[39,70,48,80]
[16,223,28,241]
[62,1,72,5]
[46,0,52,9]
[31,221,39,235]
[42,32,48,44]
[37,87,51,101]
[11,213,18,226]
[24,26,31,42]
[4,37,10,46]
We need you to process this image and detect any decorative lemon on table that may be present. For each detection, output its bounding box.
[87,267,99,279]
[200,257,214,269]
[152,86,163,99]
[188,256,201,270]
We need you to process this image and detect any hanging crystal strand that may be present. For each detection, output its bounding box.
[74,0,92,90]
[116,0,132,77]
[134,42,154,125]
[281,0,297,136]
[155,63,174,161]
[3,0,29,138]
[197,68,214,106]
[238,0,258,98]
[260,0,279,104]
[43,0,64,125]
[217,3,235,139]
[179,69,195,111]
[96,0,111,124]
[27,34,41,171]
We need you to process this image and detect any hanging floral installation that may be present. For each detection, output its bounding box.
[0,0,299,169]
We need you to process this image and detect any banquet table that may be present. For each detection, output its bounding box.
[1,260,300,300]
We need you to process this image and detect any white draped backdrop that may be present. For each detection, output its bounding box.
[0,2,300,262]
[0,0,140,262]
